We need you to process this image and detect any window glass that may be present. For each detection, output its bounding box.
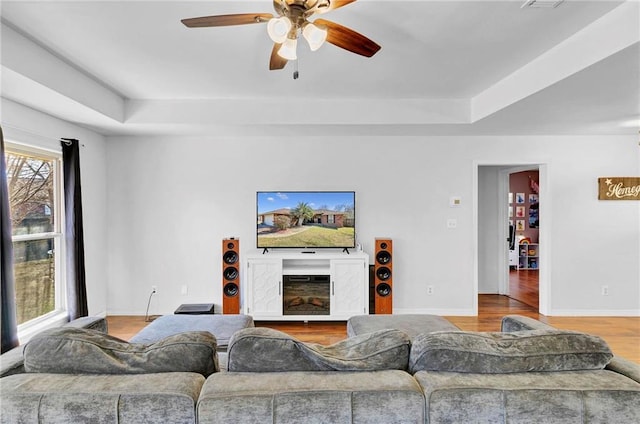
[12,239,57,323]
[5,147,63,325]
[5,153,55,235]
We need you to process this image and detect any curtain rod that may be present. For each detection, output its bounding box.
[60,138,78,146]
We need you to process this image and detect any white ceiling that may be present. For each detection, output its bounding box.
[1,0,639,136]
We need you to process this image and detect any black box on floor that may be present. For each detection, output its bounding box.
[174,303,216,314]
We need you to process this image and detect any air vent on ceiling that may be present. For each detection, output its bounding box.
[521,0,565,8]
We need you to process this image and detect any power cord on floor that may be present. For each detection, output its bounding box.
[144,288,157,322]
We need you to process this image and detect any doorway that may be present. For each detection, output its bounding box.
[508,169,540,310]
[475,163,549,315]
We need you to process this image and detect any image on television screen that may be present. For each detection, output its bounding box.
[257,191,355,249]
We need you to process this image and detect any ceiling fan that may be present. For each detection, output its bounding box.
[181,0,381,71]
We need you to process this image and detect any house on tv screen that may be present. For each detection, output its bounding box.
[258,208,348,228]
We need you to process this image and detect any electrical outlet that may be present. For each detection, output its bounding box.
[151,285,157,294]
[601,285,609,296]
[427,285,434,295]
[181,285,188,295]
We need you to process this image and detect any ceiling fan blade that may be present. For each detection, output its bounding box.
[315,0,358,14]
[269,43,288,70]
[181,13,273,28]
[314,18,381,57]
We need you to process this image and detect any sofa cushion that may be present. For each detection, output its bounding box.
[1,372,204,424]
[24,327,219,376]
[414,369,640,424]
[409,329,613,374]
[1,316,108,378]
[227,327,411,372]
[198,370,425,424]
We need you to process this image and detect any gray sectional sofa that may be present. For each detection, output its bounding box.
[1,314,639,423]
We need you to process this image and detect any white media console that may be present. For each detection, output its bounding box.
[243,250,370,321]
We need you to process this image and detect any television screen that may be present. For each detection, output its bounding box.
[257,191,356,249]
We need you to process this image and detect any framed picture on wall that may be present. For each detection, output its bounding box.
[516,193,525,204]
[529,194,538,205]
[509,192,513,203]
[515,206,525,218]
[516,219,525,231]
[509,206,513,217]
[529,202,539,228]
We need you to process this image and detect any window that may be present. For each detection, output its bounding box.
[5,144,65,327]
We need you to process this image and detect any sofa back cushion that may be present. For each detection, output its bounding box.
[227,327,411,372]
[409,329,613,374]
[24,327,219,376]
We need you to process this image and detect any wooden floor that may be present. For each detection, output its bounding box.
[107,294,640,364]
[509,268,539,310]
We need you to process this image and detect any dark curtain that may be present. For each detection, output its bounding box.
[61,138,88,320]
[1,126,19,353]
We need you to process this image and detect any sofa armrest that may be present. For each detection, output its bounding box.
[63,316,108,333]
[0,346,26,378]
[605,356,640,384]
[501,315,555,332]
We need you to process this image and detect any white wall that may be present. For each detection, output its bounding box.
[478,166,502,294]
[2,99,109,317]
[106,134,640,317]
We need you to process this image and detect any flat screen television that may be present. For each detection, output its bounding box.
[257,191,356,249]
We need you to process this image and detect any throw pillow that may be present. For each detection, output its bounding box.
[24,327,218,376]
[227,327,411,372]
[409,329,613,374]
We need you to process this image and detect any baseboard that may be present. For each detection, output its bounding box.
[93,310,108,318]
[549,309,640,317]
[393,308,476,316]
[106,309,152,316]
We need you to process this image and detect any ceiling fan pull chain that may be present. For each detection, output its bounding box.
[293,58,299,80]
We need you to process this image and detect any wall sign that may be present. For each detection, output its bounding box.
[598,177,640,200]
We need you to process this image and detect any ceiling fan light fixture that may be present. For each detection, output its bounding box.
[302,22,327,51]
[267,16,292,43]
[278,37,298,60]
